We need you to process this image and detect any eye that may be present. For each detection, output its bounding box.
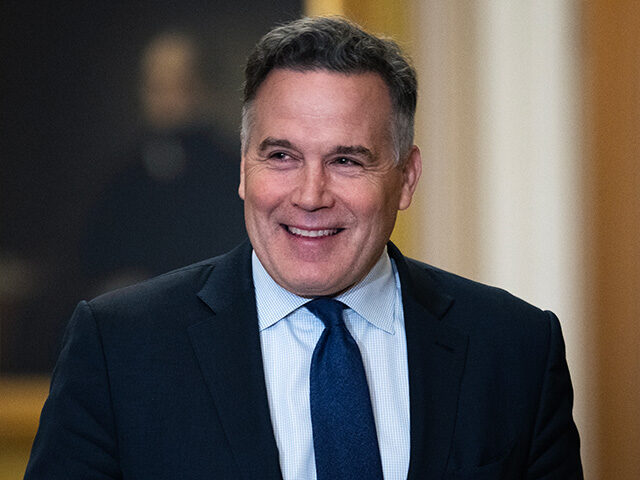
[264,150,299,170]
[270,151,291,161]
[333,157,361,167]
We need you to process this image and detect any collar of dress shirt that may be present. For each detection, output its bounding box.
[252,246,397,334]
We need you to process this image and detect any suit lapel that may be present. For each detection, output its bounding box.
[389,244,469,479]
[188,242,282,480]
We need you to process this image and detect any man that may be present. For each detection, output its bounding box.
[26,16,582,479]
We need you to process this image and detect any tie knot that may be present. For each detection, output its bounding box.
[305,298,346,328]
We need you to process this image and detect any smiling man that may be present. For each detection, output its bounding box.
[26,16,582,480]
[240,69,420,298]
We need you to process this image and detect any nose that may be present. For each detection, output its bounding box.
[291,162,333,211]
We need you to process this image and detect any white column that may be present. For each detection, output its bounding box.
[412,0,593,473]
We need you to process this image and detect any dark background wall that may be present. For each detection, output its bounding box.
[0,0,302,373]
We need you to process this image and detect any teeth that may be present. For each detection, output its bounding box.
[288,226,338,238]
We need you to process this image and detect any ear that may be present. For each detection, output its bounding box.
[238,155,246,200]
[398,145,422,210]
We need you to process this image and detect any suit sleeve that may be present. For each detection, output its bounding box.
[526,311,583,479]
[24,301,122,480]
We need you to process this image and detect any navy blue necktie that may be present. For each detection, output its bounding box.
[306,298,384,480]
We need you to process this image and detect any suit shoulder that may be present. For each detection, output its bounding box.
[90,259,210,305]
[84,250,235,324]
[403,256,551,327]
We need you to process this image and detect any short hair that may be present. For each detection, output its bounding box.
[241,16,417,163]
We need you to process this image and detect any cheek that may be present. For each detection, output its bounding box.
[244,175,285,217]
[365,188,403,234]
[347,194,396,238]
[349,180,402,217]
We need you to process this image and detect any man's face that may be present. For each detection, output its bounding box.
[239,69,421,297]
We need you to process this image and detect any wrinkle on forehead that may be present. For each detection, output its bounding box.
[251,70,393,157]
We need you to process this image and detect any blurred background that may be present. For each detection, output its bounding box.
[1,0,638,478]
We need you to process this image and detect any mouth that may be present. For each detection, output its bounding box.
[284,225,343,238]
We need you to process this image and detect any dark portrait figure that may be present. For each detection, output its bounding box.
[0,2,302,376]
[82,32,245,295]
[26,17,582,479]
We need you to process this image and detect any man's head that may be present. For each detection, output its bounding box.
[241,16,417,163]
[239,17,422,297]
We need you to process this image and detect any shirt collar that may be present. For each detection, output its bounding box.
[335,247,396,334]
[252,251,309,331]
[253,246,397,334]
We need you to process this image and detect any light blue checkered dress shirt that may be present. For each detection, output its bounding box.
[254,246,410,480]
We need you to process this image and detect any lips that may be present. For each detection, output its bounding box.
[286,225,341,238]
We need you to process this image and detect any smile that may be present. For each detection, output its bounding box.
[286,226,341,238]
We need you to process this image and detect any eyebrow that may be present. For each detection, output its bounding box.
[258,137,295,152]
[332,145,374,161]
[258,137,375,161]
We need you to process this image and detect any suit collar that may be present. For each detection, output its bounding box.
[388,242,469,479]
[190,240,283,480]
[387,241,454,320]
[196,240,255,313]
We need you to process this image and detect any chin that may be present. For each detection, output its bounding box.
[296,281,353,298]
[281,275,345,298]
[287,284,332,298]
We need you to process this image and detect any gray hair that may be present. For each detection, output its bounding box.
[241,16,417,163]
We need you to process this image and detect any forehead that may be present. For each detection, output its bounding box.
[257,67,389,103]
[250,69,393,144]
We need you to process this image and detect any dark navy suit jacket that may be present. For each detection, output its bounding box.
[25,241,582,479]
